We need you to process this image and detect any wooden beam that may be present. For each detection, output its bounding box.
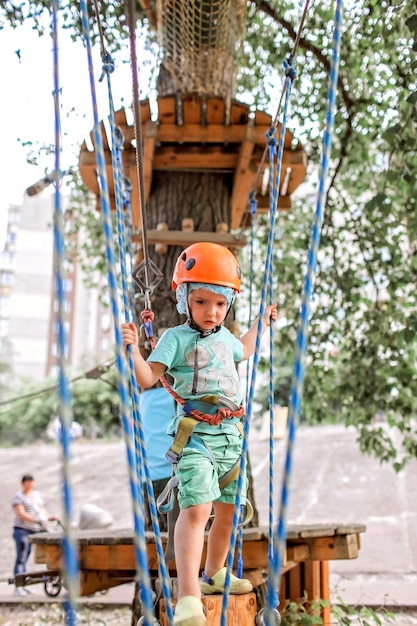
[153,149,238,171]
[132,230,247,248]
[80,570,134,596]
[206,97,226,124]
[155,123,271,146]
[286,543,310,562]
[182,94,202,124]
[138,0,157,29]
[158,96,177,124]
[307,533,360,561]
[230,125,258,230]
[143,121,158,200]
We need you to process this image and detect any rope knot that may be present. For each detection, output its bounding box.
[249,190,258,215]
[282,57,297,81]
[99,52,115,82]
[265,127,277,147]
[114,126,124,150]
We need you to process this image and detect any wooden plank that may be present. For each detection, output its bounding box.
[131,230,247,249]
[182,94,202,124]
[255,194,292,212]
[158,95,177,124]
[100,120,110,151]
[230,125,257,231]
[153,149,238,171]
[300,526,336,539]
[254,110,272,126]
[140,99,152,125]
[155,124,270,145]
[114,108,128,128]
[286,543,310,563]
[206,97,226,124]
[80,137,306,173]
[229,101,250,125]
[42,545,62,570]
[308,534,360,561]
[30,524,366,546]
[138,0,157,28]
[287,524,338,540]
[80,570,135,596]
[80,545,136,570]
[143,120,158,202]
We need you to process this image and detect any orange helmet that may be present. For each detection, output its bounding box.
[172,242,241,292]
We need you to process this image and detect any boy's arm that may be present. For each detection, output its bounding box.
[240,303,278,360]
[121,322,166,389]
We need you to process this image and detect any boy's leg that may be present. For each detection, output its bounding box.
[174,501,212,599]
[203,502,234,577]
[200,501,253,595]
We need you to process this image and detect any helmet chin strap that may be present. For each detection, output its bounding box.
[186,284,231,338]
[187,318,221,338]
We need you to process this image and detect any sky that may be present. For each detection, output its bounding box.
[0,14,153,248]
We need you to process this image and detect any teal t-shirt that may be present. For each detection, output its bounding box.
[147,324,245,436]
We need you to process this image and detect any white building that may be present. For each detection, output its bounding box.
[0,193,114,388]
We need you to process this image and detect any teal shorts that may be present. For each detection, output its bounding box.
[176,431,247,509]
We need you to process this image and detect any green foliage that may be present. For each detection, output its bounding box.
[332,597,396,626]
[280,594,328,625]
[0,367,120,446]
[279,593,396,626]
[239,0,417,469]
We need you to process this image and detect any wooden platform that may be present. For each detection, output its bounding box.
[31,523,365,624]
[79,95,308,233]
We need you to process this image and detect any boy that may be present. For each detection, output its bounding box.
[122,242,277,626]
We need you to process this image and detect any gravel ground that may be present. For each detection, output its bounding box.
[0,603,132,625]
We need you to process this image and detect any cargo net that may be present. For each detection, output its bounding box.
[156,0,247,98]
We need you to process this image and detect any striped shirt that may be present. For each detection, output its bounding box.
[11,490,46,532]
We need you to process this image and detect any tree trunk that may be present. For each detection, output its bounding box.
[141,170,233,333]
[136,63,259,528]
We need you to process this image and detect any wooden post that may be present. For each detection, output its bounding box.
[182,218,194,232]
[159,593,258,626]
[320,561,331,626]
[155,222,169,254]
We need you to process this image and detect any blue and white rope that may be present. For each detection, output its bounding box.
[51,4,79,623]
[265,2,344,621]
[220,61,296,626]
[101,56,174,626]
[79,2,155,623]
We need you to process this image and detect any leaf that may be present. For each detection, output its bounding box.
[406,91,417,104]
[405,14,417,32]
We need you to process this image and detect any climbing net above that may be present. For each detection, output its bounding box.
[156,0,247,97]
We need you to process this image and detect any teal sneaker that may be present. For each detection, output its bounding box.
[200,567,253,595]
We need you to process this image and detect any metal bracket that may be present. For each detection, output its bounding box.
[132,258,164,296]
